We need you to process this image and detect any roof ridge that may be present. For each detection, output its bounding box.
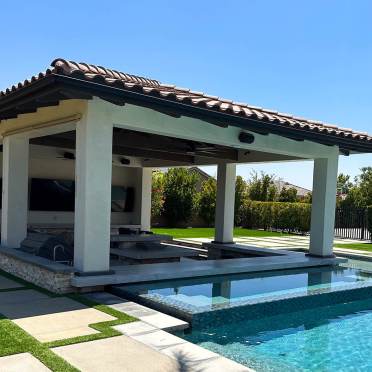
[51,58,161,88]
[0,58,371,146]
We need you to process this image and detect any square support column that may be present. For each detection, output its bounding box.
[309,154,339,257]
[1,135,29,248]
[74,109,113,274]
[136,168,152,232]
[214,163,236,244]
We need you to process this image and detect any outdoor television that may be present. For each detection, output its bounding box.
[29,178,134,212]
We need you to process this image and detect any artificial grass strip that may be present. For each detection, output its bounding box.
[45,294,137,348]
[0,317,78,372]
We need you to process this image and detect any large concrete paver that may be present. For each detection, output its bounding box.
[0,292,115,342]
[0,290,49,306]
[0,353,51,372]
[53,335,178,372]
[0,276,23,290]
[86,292,188,332]
[126,326,253,371]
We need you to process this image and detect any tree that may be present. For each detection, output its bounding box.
[248,171,277,201]
[199,178,217,226]
[151,171,165,217]
[279,187,298,202]
[162,168,199,226]
[302,192,312,204]
[235,176,248,225]
[337,173,353,195]
[357,167,372,206]
[341,167,372,208]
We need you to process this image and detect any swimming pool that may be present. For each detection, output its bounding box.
[113,264,372,325]
[111,259,372,371]
[181,297,372,371]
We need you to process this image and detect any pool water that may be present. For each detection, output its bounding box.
[113,259,372,371]
[118,265,372,314]
[182,297,372,371]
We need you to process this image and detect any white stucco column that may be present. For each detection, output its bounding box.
[136,167,152,231]
[214,163,236,244]
[1,135,29,248]
[309,154,339,257]
[74,106,113,273]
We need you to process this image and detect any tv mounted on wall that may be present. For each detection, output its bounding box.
[29,178,134,212]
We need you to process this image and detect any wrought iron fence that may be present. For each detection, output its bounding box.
[334,208,371,241]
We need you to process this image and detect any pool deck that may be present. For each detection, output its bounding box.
[72,248,345,288]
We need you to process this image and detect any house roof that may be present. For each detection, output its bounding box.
[274,180,311,197]
[189,167,213,181]
[1,58,371,153]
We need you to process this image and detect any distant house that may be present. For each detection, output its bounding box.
[274,179,311,199]
[189,167,212,192]
[155,166,212,192]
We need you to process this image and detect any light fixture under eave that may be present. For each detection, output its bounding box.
[120,157,131,165]
[56,151,75,160]
[239,132,255,144]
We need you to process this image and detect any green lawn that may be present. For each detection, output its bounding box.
[152,227,290,239]
[334,243,372,252]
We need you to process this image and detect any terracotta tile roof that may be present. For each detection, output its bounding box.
[1,58,371,148]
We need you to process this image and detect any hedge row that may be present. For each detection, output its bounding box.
[241,201,311,233]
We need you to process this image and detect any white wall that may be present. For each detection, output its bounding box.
[0,145,140,226]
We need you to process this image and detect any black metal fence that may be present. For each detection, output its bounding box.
[334,208,371,241]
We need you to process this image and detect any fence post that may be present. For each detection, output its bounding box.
[361,209,366,240]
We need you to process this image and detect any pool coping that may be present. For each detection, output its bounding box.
[84,292,253,371]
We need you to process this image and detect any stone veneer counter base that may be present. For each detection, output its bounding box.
[0,248,75,294]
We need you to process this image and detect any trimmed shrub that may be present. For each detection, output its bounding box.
[199,178,217,227]
[162,168,199,226]
[241,201,311,233]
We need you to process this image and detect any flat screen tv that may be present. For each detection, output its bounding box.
[29,178,134,212]
[30,179,75,211]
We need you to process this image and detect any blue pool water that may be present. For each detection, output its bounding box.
[182,297,372,371]
[118,265,372,315]
[113,259,372,370]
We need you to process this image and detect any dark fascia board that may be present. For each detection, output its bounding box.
[1,73,371,154]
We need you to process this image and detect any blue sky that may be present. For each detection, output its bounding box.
[1,0,371,189]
